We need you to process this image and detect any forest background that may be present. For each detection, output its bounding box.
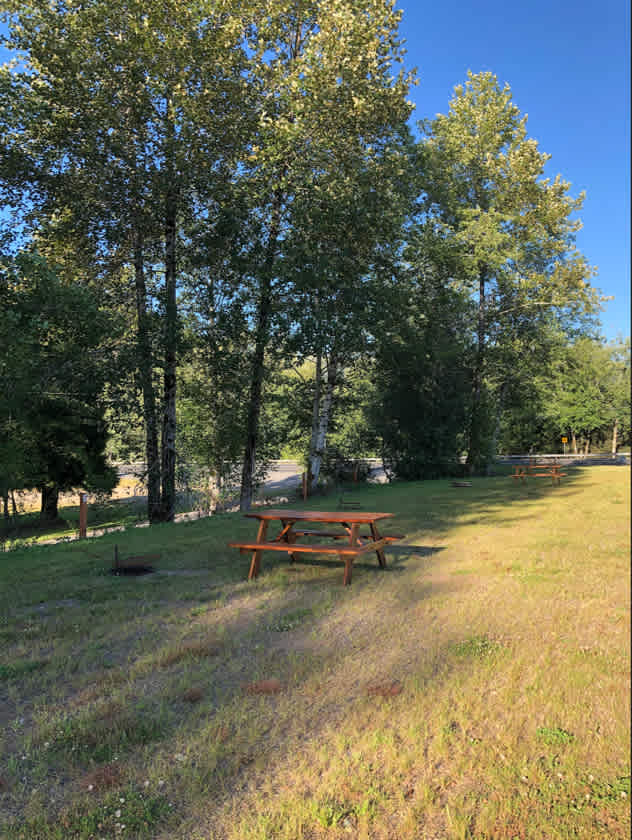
[0,0,629,525]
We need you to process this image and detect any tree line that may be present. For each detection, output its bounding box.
[0,1,628,523]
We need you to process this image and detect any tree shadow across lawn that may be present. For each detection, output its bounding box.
[279,543,445,580]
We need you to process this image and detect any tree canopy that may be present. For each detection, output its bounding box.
[0,3,626,521]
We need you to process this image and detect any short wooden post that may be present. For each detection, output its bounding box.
[79,493,88,538]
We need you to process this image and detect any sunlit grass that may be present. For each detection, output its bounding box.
[0,466,629,838]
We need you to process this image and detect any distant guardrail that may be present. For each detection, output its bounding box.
[496,454,630,466]
[113,454,628,479]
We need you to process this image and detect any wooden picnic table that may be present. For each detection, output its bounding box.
[512,461,567,484]
[228,509,403,585]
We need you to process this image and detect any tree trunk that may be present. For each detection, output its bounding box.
[487,381,507,475]
[584,436,591,455]
[133,232,162,523]
[239,275,272,512]
[309,354,338,489]
[466,270,486,474]
[571,430,578,454]
[10,491,17,517]
[611,417,619,455]
[2,493,8,522]
[40,485,59,520]
[239,189,282,512]
[160,110,178,523]
[307,352,323,489]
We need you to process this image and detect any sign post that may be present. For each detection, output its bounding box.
[79,493,88,538]
[561,436,568,456]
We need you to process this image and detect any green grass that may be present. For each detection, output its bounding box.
[0,497,147,547]
[0,466,629,839]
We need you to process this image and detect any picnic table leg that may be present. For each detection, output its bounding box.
[280,519,299,563]
[342,555,353,585]
[340,523,360,585]
[248,519,268,581]
[369,522,387,568]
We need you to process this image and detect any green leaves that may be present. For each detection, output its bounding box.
[414,71,603,468]
[0,251,118,500]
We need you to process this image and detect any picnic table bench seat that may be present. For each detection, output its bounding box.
[229,537,394,556]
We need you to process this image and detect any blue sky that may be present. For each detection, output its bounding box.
[398,0,630,340]
[1,3,629,339]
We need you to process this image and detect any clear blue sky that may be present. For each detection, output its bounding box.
[1,3,629,339]
[397,0,630,341]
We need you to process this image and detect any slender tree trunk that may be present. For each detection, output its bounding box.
[160,106,178,522]
[160,192,177,521]
[239,189,282,512]
[611,418,619,455]
[133,232,161,523]
[10,490,17,517]
[486,381,507,475]
[307,352,323,489]
[571,430,578,454]
[2,493,8,522]
[584,436,591,455]
[40,485,59,520]
[466,270,486,474]
[309,354,338,489]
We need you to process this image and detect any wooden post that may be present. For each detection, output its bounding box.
[302,471,307,501]
[79,493,88,538]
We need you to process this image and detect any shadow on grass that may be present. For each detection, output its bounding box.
[268,543,445,579]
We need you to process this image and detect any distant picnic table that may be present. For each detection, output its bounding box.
[229,509,404,585]
[512,460,567,484]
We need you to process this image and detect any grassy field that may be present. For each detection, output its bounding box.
[0,466,629,839]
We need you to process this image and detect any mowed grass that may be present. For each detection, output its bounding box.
[0,466,629,839]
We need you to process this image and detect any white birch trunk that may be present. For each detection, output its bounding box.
[309,355,337,490]
[307,353,323,487]
[611,418,619,455]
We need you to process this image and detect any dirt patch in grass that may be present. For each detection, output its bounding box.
[80,761,126,792]
[243,679,283,695]
[366,680,403,697]
[182,687,205,703]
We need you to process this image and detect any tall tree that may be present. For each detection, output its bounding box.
[542,337,631,454]
[0,252,117,519]
[0,0,253,521]
[237,0,414,508]
[418,71,602,472]
[368,234,473,479]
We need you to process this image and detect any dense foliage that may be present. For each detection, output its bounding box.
[0,2,627,521]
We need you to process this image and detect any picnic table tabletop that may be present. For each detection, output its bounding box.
[244,509,394,523]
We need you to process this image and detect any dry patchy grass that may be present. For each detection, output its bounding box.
[0,466,629,839]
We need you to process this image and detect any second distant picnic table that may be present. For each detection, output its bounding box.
[512,461,566,484]
[228,509,403,585]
